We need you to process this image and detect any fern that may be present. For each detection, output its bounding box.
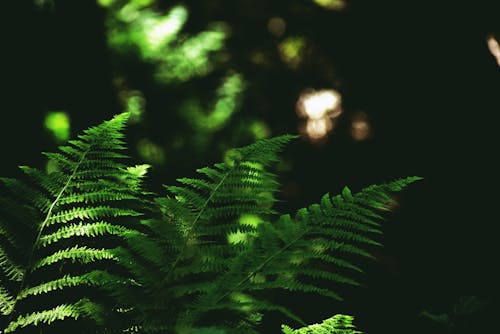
[121,132,419,332]
[0,113,147,333]
[281,314,361,334]
[188,176,419,328]
[1,113,420,333]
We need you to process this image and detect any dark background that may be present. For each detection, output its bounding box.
[1,1,499,332]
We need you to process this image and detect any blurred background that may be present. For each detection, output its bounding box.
[1,0,499,332]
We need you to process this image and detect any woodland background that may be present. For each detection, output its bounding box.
[1,1,499,332]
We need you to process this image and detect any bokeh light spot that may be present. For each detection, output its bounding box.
[137,138,166,165]
[44,111,70,143]
[296,89,342,142]
[249,120,271,139]
[304,118,333,140]
[267,17,286,37]
[121,90,146,124]
[97,0,116,7]
[487,34,500,66]
[298,89,341,120]
[313,0,346,10]
[350,111,372,141]
[278,37,305,69]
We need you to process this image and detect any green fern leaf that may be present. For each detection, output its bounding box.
[4,298,105,333]
[282,314,361,334]
[191,177,420,326]
[0,113,148,333]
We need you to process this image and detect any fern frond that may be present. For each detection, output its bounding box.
[0,247,24,282]
[281,314,361,334]
[0,286,14,315]
[116,136,295,333]
[16,270,128,301]
[4,298,105,333]
[192,177,420,325]
[38,221,129,247]
[46,206,141,225]
[161,135,295,280]
[0,112,150,332]
[32,246,117,270]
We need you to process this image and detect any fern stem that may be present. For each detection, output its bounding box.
[162,169,231,286]
[214,232,306,304]
[8,148,90,321]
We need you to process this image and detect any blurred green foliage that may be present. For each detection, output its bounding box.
[44,111,70,142]
[88,0,348,179]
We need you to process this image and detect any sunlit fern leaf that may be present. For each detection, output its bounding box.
[0,112,148,333]
[4,298,105,333]
[163,135,295,272]
[191,177,420,327]
[281,314,361,334]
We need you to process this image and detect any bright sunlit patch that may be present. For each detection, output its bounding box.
[144,6,188,51]
[227,214,262,245]
[267,17,286,37]
[313,0,346,10]
[239,214,262,228]
[298,89,341,120]
[350,111,372,141]
[296,89,342,142]
[44,111,70,143]
[487,34,500,66]
[227,230,248,244]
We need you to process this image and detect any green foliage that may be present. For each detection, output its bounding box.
[102,1,227,84]
[282,314,360,334]
[0,113,147,332]
[0,113,420,333]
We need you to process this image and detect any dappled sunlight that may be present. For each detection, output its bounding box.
[144,6,187,52]
[155,28,227,83]
[104,2,227,83]
[227,215,263,245]
[296,89,342,142]
[487,34,500,66]
[44,111,70,143]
